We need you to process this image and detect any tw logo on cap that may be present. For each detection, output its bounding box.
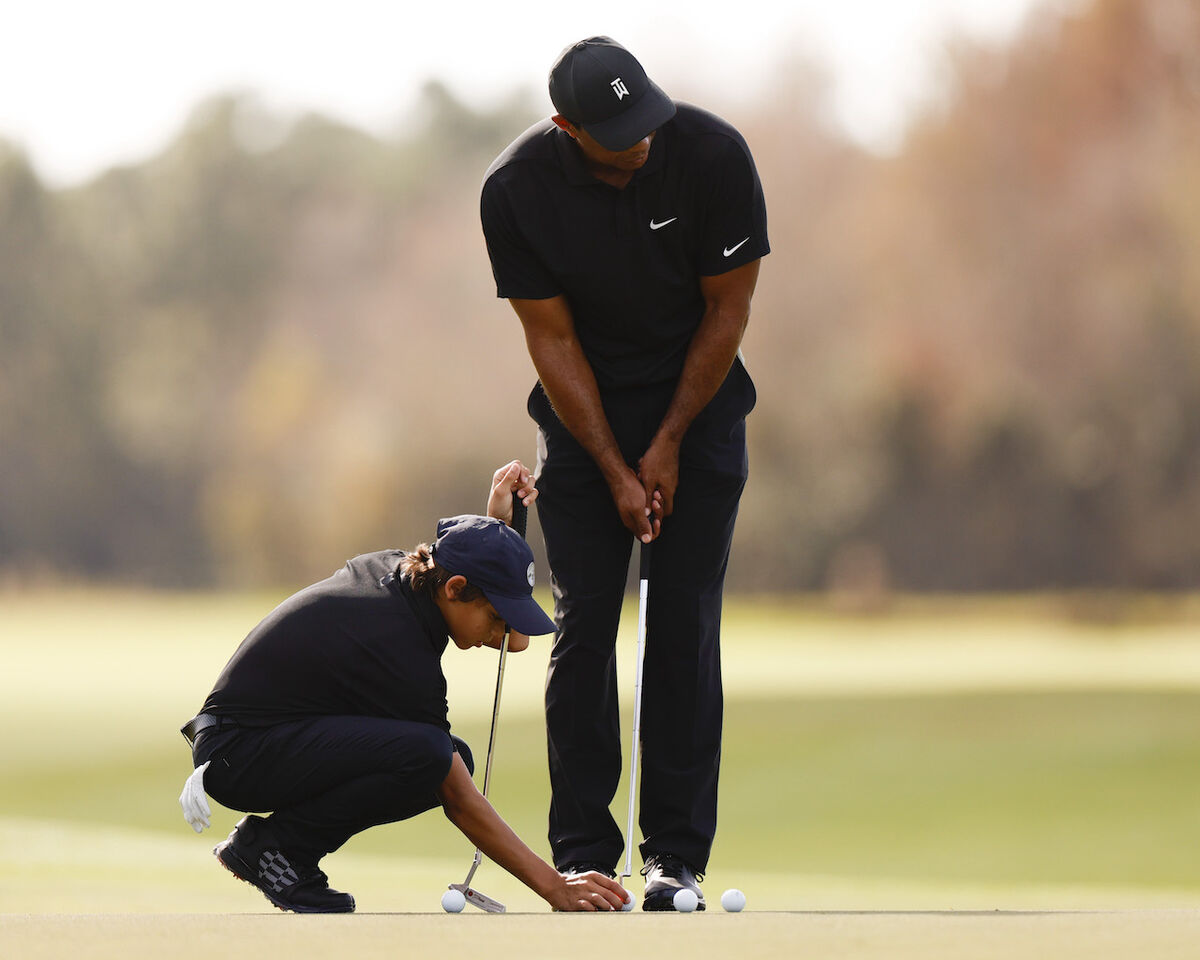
[610,77,630,100]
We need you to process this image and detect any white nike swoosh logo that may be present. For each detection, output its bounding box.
[649,217,678,230]
[723,237,750,257]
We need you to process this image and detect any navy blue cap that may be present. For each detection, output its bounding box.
[432,515,556,636]
[549,36,676,151]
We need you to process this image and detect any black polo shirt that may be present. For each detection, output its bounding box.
[481,102,769,391]
[200,551,452,731]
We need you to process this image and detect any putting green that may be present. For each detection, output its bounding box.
[3,911,1200,960]
[5,588,1200,941]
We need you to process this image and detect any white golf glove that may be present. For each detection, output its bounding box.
[179,760,212,833]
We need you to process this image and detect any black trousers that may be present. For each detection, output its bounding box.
[530,362,753,874]
[192,716,472,867]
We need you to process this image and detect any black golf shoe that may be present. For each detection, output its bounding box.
[641,852,706,911]
[214,815,355,913]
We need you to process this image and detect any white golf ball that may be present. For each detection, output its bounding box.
[621,892,636,912]
[721,888,746,912]
[673,888,699,913]
[441,888,466,913]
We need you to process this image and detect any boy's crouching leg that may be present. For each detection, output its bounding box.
[214,814,355,913]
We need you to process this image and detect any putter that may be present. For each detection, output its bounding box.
[446,497,528,913]
[619,540,651,885]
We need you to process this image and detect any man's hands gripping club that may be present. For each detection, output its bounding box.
[507,295,666,544]
[509,262,759,544]
[611,469,664,545]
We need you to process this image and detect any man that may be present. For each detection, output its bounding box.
[480,38,768,910]
[177,461,629,913]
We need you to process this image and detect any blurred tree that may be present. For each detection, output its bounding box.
[837,0,1200,591]
[2,0,1199,592]
[0,143,146,578]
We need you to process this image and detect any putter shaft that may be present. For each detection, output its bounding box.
[447,498,525,912]
[620,542,651,881]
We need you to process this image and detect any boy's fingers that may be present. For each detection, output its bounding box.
[582,891,611,911]
[589,876,626,909]
[603,878,629,904]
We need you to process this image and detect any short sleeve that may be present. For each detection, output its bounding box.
[696,137,770,277]
[480,173,563,300]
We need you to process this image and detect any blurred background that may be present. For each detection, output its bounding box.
[3,0,1200,915]
[6,0,1199,593]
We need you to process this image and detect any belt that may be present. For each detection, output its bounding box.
[180,713,227,748]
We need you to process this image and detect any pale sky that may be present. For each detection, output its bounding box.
[0,0,1063,186]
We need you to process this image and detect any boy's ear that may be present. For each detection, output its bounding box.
[552,114,578,139]
[507,631,531,653]
[443,574,469,600]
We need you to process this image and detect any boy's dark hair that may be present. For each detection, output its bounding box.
[400,544,485,602]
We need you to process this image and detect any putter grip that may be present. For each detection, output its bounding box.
[511,497,528,540]
[639,540,651,579]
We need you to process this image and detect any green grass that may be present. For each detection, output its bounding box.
[6,691,1200,891]
[719,690,1200,888]
[3,588,1200,912]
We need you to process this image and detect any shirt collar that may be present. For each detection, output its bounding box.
[555,126,667,188]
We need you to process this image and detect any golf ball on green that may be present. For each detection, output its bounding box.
[721,888,746,912]
[441,888,466,913]
[673,888,699,912]
[621,892,636,911]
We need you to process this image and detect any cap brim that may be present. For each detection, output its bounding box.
[488,592,557,636]
[584,82,676,151]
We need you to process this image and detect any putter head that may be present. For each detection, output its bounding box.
[448,882,506,913]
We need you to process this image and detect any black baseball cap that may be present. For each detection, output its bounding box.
[549,36,676,151]
[432,515,556,636]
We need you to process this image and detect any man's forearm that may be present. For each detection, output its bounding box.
[529,336,629,484]
[510,295,655,541]
[654,303,748,446]
[654,259,759,447]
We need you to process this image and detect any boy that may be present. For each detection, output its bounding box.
[178,461,628,913]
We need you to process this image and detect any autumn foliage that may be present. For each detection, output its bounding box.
[2,0,1197,591]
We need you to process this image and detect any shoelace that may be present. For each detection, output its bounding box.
[641,854,704,883]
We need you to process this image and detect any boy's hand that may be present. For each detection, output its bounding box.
[487,460,537,526]
[437,754,628,912]
[178,761,212,833]
[550,872,632,912]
